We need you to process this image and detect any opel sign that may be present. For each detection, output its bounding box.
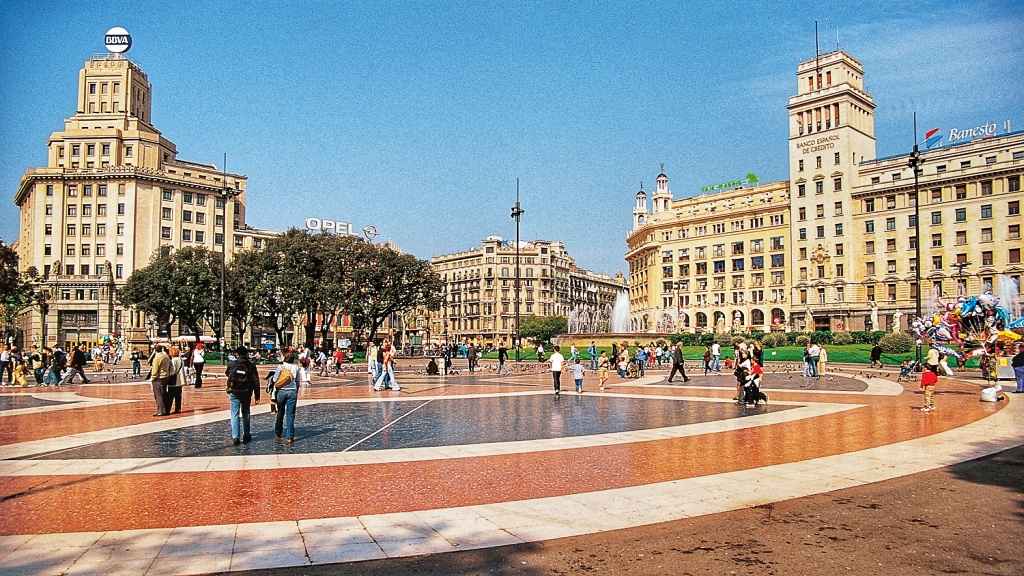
[105,27,132,54]
[304,218,353,235]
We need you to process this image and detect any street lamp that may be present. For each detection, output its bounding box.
[218,153,241,351]
[510,178,525,362]
[908,113,924,365]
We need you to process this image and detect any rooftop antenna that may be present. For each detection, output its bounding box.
[814,20,820,72]
[835,23,839,51]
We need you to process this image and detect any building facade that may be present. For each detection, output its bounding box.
[429,236,625,346]
[12,54,252,347]
[627,173,791,334]
[625,49,1022,334]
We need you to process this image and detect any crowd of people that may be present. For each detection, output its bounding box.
[0,343,92,386]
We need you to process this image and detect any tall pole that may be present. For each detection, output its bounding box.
[908,113,923,365]
[220,152,227,351]
[511,178,524,362]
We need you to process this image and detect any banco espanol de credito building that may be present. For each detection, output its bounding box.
[627,49,1023,334]
[12,52,274,348]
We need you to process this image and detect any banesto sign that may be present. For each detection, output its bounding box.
[795,134,839,155]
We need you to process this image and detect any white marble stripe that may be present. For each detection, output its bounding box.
[1,393,1019,576]
[608,372,905,396]
[0,400,860,476]
[0,393,136,418]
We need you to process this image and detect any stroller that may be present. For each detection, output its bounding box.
[897,361,920,382]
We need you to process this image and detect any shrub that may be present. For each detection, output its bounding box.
[761,332,788,348]
[869,330,887,344]
[795,334,811,346]
[749,330,766,342]
[784,331,805,345]
[832,331,854,345]
[699,332,716,346]
[810,330,833,345]
[878,332,914,353]
[850,330,872,344]
[730,336,747,348]
[714,333,734,347]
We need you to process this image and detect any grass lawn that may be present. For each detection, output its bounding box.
[482,344,979,367]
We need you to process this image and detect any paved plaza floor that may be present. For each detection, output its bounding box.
[0,361,1021,575]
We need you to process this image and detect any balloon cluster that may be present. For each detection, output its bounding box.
[910,291,1023,361]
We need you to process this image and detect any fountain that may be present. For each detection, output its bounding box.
[556,289,664,347]
[611,290,630,333]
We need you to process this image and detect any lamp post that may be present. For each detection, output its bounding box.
[510,178,524,362]
[218,153,240,351]
[908,113,924,364]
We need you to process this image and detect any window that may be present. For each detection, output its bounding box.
[835,223,843,236]
[161,207,172,220]
[101,143,110,156]
[83,185,92,197]
[865,220,875,234]
[909,236,918,250]
[1010,248,1021,264]
[816,204,824,218]
[816,156,822,169]
[116,243,124,256]
[751,256,764,269]
[96,223,105,236]
[981,180,992,196]
[195,231,205,243]
[981,228,993,242]
[799,159,804,172]
[866,262,876,276]
[954,207,966,222]
[1010,176,1020,192]
[930,211,941,225]
[96,244,105,257]
[86,144,95,156]
[196,212,206,225]
[182,229,192,242]
[887,283,897,301]
[886,195,896,210]
[45,224,52,236]
[799,228,807,240]
[89,83,96,94]
[908,214,917,228]
[932,255,943,270]
[886,217,896,231]
[115,264,124,279]
[836,263,844,277]
[82,224,91,236]
[815,181,823,194]
[892,173,901,182]
[815,225,824,239]
[871,176,880,185]
[1010,225,1021,240]
[886,238,896,252]
[798,207,806,221]
[1009,201,1020,216]
[960,160,971,169]
[196,194,207,206]
[81,244,90,256]
[770,254,784,267]
[955,184,967,199]
[865,198,875,212]
[66,245,75,256]
[125,145,133,158]
[184,192,193,204]
[161,226,171,240]
[65,265,74,276]
[67,205,77,216]
[931,188,942,202]
[162,189,173,201]
[956,230,967,245]
[887,260,897,274]
[82,205,92,216]
[834,152,840,165]
[797,184,805,197]
[67,184,77,197]
[865,241,875,254]
[980,204,992,219]
[833,177,842,192]
[931,233,942,247]
[116,223,124,235]
[834,201,843,216]
[982,251,993,266]
[732,258,744,272]
[66,224,76,236]
[799,247,807,260]
[867,284,876,301]
[183,210,192,223]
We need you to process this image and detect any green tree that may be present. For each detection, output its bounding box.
[348,244,444,344]
[224,248,273,346]
[120,247,221,338]
[0,242,34,339]
[518,315,568,346]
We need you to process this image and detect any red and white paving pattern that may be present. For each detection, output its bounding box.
[0,363,1020,575]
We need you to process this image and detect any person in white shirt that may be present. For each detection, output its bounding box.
[191,343,206,388]
[808,343,821,378]
[711,342,721,373]
[549,345,565,396]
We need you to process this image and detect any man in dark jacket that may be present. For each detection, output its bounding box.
[226,346,260,445]
[667,344,690,383]
[870,344,883,368]
[70,344,91,384]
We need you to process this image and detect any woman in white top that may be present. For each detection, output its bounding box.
[191,343,205,388]
[167,346,186,414]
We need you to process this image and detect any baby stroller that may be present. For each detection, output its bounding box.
[743,362,768,406]
[897,361,920,382]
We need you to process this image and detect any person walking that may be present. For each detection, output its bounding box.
[12,354,28,387]
[373,340,400,391]
[29,346,44,386]
[549,345,565,396]
[610,343,618,373]
[572,358,585,393]
[367,340,379,385]
[753,341,764,367]
[1011,343,1024,394]
[68,344,91,384]
[0,345,11,385]
[703,345,712,376]
[51,346,67,385]
[807,342,821,378]
[818,344,829,377]
[130,348,142,378]
[167,346,186,414]
[667,343,690,383]
[274,352,300,444]
[919,366,938,413]
[710,341,721,373]
[191,342,206,388]
[498,346,508,374]
[442,343,452,376]
[634,346,646,377]
[467,343,476,373]
[226,346,260,445]
[570,344,579,363]
[588,341,598,370]
[598,351,610,391]
[869,343,883,369]
[537,343,545,363]
[149,345,171,416]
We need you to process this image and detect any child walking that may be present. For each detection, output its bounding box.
[920,367,938,413]
[572,358,585,394]
[598,351,609,391]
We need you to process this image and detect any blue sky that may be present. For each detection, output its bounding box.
[1,1,1021,274]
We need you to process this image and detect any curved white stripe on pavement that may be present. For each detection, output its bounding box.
[0,391,860,475]
[0,386,1019,575]
[0,393,135,418]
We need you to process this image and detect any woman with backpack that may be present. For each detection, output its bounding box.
[226,346,260,445]
[274,352,301,444]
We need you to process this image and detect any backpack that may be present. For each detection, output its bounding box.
[228,362,252,393]
[273,366,294,389]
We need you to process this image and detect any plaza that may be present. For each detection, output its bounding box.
[0,358,1021,575]
[3,3,1024,576]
